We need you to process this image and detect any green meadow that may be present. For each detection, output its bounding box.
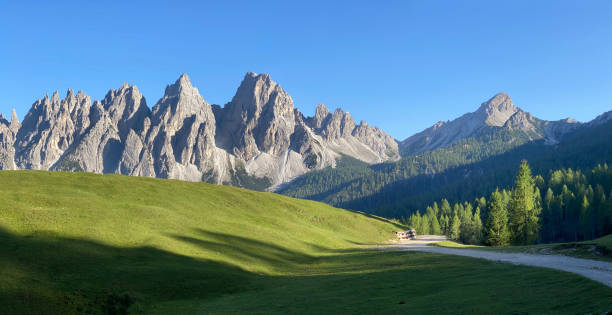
[0,171,610,314]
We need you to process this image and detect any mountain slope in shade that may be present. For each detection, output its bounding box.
[0,72,399,189]
[278,93,611,216]
[399,93,581,156]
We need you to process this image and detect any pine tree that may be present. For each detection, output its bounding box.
[440,215,450,237]
[472,207,483,244]
[579,194,591,240]
[430,215,441,235]
[459,204,474,243]
[450,213,461,240]
[419,211,430,235]
[542,188,555,242]
[440,199,452,217]
[485,189,510,246]
[508,160,541,245]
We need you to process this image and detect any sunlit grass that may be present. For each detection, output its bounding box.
[0,171,610,314]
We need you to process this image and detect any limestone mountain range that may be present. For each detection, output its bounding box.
[0,72,399,189]
[2,73,610,190]
[398,92,587,156]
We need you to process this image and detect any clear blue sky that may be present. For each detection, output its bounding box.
[1,1,611,139]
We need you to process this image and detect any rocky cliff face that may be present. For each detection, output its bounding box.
[14,90,92,170]
[216,72,296,160]
[0,110,19,170]
[1,72,399,189]
[399,93,581,156]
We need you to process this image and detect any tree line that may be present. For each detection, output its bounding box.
[402,161,612,245]
[279,119,612,220]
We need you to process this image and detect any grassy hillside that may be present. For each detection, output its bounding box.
[1,171,610,314]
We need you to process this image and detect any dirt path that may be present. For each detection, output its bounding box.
[388,236,612,288]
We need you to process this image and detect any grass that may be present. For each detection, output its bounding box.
[434,236,612,262]
[0,171,610,314]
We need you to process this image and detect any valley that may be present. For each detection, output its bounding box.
[1,171,610,314]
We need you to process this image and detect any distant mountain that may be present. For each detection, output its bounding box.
[399,93,580,156]
[279,93,612,217]
[0,73,399,190]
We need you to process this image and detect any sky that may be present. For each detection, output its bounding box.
[1,1,611,140]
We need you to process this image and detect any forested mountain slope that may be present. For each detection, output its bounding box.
[279,109,612,219]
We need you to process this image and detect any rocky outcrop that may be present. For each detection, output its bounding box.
[0,111,18,170]
[146,74,220,181]
[399,93,581,156]
[14,90,92,170]
[216,72,296,160]
[503,110,538,132]
[1,72,398,189]
[476,92,518,126]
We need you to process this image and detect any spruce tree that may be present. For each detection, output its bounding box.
[459,204,474,243]
[579,195,591,239]
[440,215,450,237]
[472,207,483,244]
[430,215,442,235]
[508,160,541,245]
[485,189,510,246]
[450,213,461,240]
[440,199,452,217]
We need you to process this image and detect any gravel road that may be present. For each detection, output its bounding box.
[388,236,612,288]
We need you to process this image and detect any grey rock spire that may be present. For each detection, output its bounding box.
[4,72,399,188]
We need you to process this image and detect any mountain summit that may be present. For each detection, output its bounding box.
[476,92,518,126]
[399,92,580,156]
[0,72,399,190]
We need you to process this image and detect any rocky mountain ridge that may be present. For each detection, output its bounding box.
[399,92,583,156]
[0,72,399,189]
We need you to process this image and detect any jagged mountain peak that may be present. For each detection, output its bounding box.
[2,72,399,188]
[309,104,332,130]
[153,73,210,120]
[244,71,271,82]
[476,92,518,126]
[104,83,141,101]
[177,73,191,86]
[230,72,288,112]
[11,109,18,124]
[160,73,202,101]
[316,103,330,114]
[51,91,60,102]
[101,83,150,136]
[399,92,577,156]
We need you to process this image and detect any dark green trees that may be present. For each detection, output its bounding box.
[508,160,541,245]
[403,162,612,246]
[484,189,510,246]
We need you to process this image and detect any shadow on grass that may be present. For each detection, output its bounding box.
[0,226,255,314]
[2,226,611,315]
[168,229,318,269]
